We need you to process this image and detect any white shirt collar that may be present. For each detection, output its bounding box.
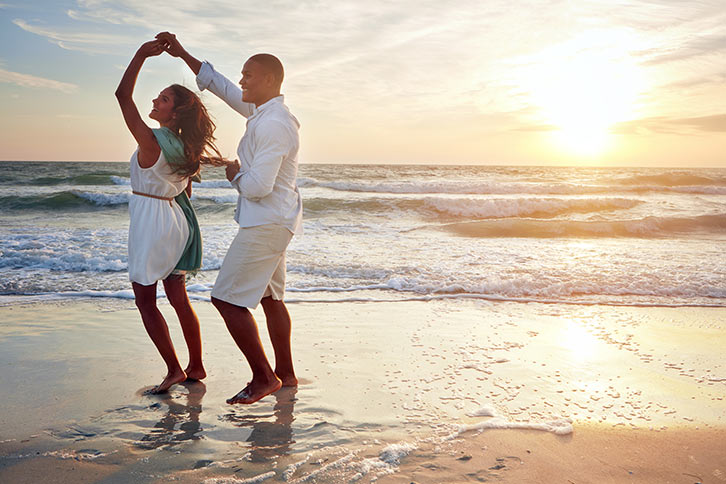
[253,95,285,115]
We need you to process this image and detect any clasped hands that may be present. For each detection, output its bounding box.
[136,32,185,59]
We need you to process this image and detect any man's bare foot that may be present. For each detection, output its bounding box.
[227,376,282,404]
[276,373,298,387]
[147,368,187,394]
[184,366,207,382]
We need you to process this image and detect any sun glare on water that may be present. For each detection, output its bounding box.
[526,31,644,157]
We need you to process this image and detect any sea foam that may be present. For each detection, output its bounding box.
[203,472,276,484]
[457,416,574,435]
[458,405,573,436]
[350,443,417,481]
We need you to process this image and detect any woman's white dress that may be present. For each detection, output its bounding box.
[128,149,189,285]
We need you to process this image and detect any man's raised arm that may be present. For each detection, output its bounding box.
[156,32,253,118]
[156,31,201,74]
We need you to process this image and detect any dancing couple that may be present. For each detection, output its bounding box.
[114,32,303,405]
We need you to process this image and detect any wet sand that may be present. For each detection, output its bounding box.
[381,424,726,484]
[0,298,724,483]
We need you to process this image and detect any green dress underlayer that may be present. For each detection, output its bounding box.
[152,127,202,273]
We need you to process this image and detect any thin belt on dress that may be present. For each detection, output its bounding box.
[132,190,174,206]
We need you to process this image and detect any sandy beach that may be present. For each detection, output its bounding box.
[1,297,724,483]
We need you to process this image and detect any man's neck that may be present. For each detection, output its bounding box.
[255,93,281,108]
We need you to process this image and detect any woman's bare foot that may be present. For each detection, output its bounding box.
[147,368,187,394]
[276,373,298,387]
[227,376,282,404]
[184,366,207,382]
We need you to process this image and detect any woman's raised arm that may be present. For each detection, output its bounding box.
[115,41,165,166]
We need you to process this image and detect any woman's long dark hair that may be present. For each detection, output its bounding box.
[166,84,229,177]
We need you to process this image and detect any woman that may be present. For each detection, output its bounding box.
[115,39,226,394]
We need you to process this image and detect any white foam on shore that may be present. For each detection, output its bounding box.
[43,449,117,461]
[283,293,724,309]
[282,454,311,481]
[289,453,356,483]
[44,291,726,309]
[457,416,574,435]
[283,443,417,483]
[203,472,276,484]
[285,270,726,304]
[186,283,214,293]
[467,405,498,417]
[57,289,136,299]
[458,405,573,436]
[350,442,417,481]
[6,287,724,310]
[378,442,417,465]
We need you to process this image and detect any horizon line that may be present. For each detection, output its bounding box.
[0,160,725,169]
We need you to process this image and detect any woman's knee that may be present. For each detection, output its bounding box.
[166,289,190,310]
[164,275,190,310]
[134,291,157,312]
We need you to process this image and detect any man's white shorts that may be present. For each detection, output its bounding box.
[211,224,292,309]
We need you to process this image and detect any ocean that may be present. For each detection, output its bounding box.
[1,161,725,308]
[1,161,726,483]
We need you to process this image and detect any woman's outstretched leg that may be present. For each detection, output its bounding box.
[133,281,186,393]
[163,274,206,381]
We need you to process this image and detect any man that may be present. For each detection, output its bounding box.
[157,32,302,404]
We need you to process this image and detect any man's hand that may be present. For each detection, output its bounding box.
[225,159,241,182]
[156,32,185,57]
[155,31,201,75]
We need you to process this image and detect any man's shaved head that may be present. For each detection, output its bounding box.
[248,53,284,87]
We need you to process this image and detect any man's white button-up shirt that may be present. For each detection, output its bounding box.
[196,61,303,234]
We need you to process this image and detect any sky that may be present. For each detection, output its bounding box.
[0,0,724,166]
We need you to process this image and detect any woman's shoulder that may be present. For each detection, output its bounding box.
[135,145,163,170]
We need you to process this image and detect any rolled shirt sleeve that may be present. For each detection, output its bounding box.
[196,61,254,118]
[231,121,292,201]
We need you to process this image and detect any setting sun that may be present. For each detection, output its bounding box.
[525,31,644,157]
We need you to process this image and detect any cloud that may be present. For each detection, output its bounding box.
[12,18,137,54]
[510,124,558,132]
[675,114,726,132]
[640,34,726,66]
[0,67,78,93]
[10,0,726,131]
[50,0,526,113]
[613,114,726,135]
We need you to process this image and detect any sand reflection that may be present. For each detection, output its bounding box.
[221,387,297,462]
[136,381,206,449]
[562,320,599,362]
